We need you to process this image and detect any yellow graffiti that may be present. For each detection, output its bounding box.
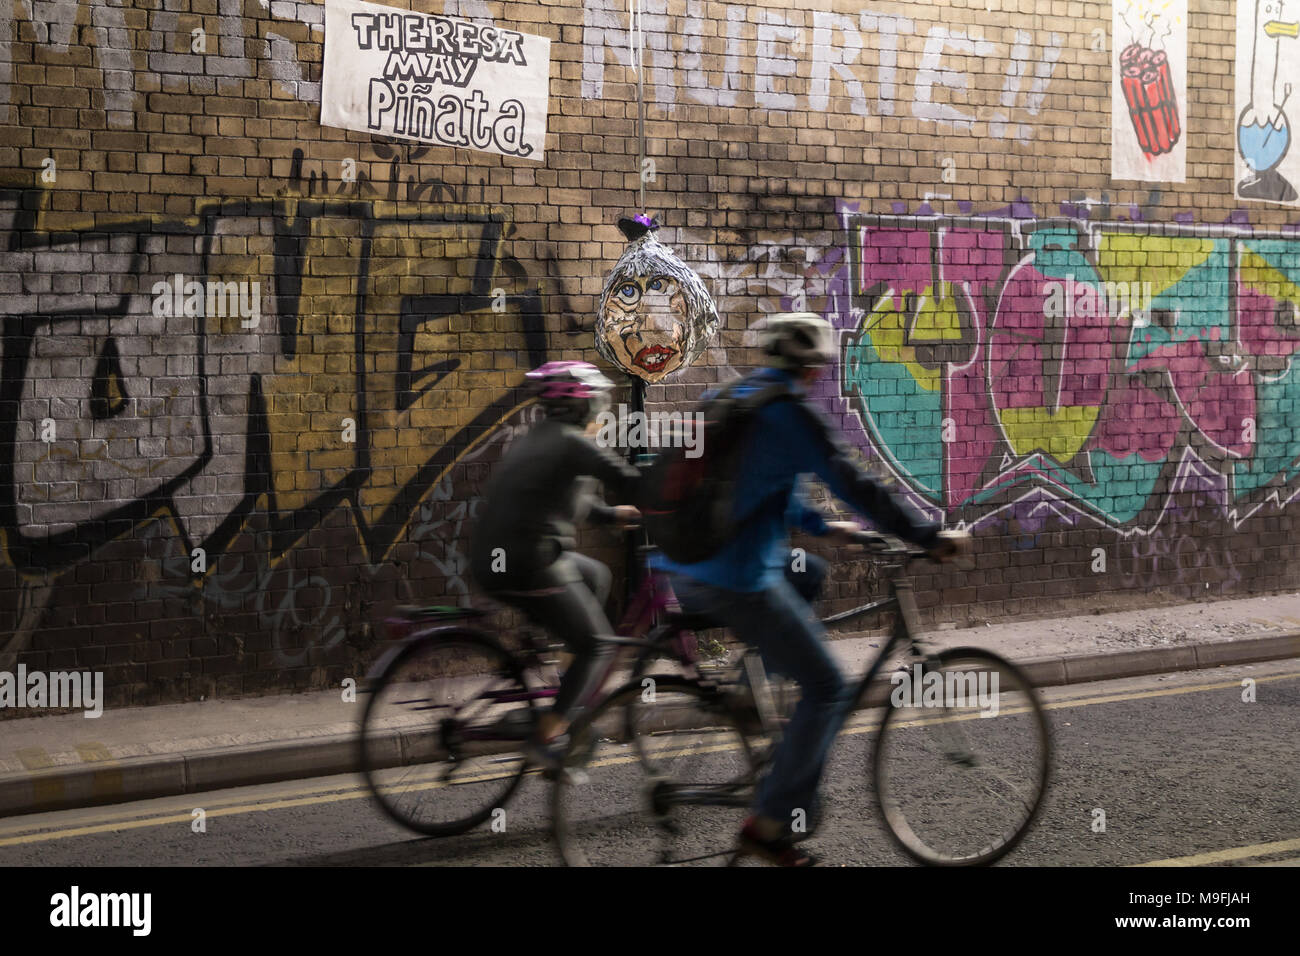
[1097,234,1216,306]
[863,284,964,391]
[998,405,1100,460]
[359,216,516,525]
[2,196,540,580]
[189,201,530,532]
[1239,248,1300,308]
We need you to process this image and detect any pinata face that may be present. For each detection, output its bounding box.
[596,234,718,383]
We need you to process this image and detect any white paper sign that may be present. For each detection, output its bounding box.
[1111,0,1187,183]
[321,0,550,161]
[1235,0,1300,205]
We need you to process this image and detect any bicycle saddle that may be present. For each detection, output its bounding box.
[391,605,488,622]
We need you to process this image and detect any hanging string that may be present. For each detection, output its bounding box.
[628,0,646,214]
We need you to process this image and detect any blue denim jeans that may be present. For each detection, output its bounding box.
[668,571,855,826]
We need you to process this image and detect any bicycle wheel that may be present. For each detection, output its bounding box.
[553,675,757,866]
[359,629,538,837]
[873,648,1050,865]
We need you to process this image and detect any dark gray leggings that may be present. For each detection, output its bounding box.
[490,553,615,722]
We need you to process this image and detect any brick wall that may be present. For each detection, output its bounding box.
[1,0,1298,706]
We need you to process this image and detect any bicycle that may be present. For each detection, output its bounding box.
[357,553,732,837]
[551,531,1052,867]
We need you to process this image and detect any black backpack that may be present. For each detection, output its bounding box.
[638,378,792,563]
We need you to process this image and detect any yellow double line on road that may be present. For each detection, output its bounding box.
[1134,837,1300,867]
[1,669,1297,857]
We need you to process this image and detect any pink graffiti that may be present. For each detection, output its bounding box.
[1236,285,1300,360]
[842,213,1300,526]
[990,258,1110,422]
[858,227,934,293]
[1128,335,1255,457]
[1091,378,1179,462]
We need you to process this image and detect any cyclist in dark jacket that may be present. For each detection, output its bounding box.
[470,361,640,769]
[656,313,971,865]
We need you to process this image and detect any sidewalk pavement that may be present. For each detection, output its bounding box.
[3,592,1299,818]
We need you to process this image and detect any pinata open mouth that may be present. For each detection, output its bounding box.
[633,344,676,372]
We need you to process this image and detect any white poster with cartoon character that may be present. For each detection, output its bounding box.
[1236,0,1300,204]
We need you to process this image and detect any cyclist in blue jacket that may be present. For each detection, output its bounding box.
[656,313,971,865]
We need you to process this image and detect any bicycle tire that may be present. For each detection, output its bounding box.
[553,674,757,866]
[872,647,1051,865]
[626,631,788,768]
[359,628,537,837]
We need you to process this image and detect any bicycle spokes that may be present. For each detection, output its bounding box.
[359,634,539,837]
[874,651,1050,865]
[552,677,756,866]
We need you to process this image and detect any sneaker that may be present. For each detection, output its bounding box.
[546,764,589,786]
[736,816,818,866]
[523,733,590,785]
[523,732,568,771]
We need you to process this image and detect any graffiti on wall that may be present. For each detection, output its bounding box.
[0,187,545,667]
[678,208,1298,594]
[581,0,1063,144]
[828,211,1300,541]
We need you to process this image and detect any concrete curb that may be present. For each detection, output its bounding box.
[2,631,1297,819]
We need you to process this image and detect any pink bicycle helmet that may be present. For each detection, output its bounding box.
[525,361,615,422]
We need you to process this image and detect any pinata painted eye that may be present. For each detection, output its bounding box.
[616,282,642,305]
[646,277,665,292]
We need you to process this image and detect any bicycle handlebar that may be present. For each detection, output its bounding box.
[846,529,926,557]
[848,529,979,574]
[635,530,951,563]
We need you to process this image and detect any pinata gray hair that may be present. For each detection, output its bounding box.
[596,234,719,373]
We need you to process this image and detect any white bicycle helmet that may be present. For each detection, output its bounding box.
[760,313,835,369]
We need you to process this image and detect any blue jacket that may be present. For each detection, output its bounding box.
[652,367,942,592]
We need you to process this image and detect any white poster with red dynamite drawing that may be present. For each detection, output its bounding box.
[321,0,551,161]
[1111,0,1187,183]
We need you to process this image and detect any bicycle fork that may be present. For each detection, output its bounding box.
[741,652,784,737]
[891,579,979,767]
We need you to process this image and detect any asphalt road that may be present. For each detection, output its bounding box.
[2,660,1297,867]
